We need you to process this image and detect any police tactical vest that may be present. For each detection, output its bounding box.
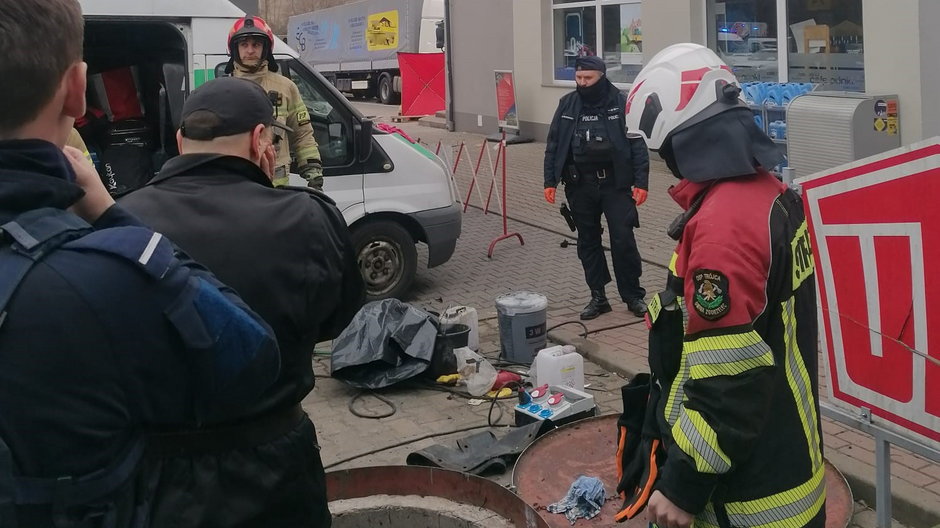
[571,104,620,166]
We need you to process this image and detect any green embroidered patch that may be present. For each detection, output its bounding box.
[692,269,730,321]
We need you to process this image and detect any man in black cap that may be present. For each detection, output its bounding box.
[120,76,364,527]
[543,56,650,320]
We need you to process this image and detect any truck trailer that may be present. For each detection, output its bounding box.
[288,0,444,104]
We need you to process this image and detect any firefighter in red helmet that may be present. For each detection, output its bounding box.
[226,16,324,189]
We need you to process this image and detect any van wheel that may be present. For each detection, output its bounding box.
[351,221,417,300]
[377,74,398,105]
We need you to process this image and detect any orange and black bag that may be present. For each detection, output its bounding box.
[614,373,665,522]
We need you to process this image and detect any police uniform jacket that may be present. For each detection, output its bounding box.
[233,62,322,185]
[543,80,649,191]
[0,140,280,527]
[646,170,824,527]
[119,154,364,526]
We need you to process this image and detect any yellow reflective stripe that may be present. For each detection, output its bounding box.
[724,463,826,528]
[672,408,731,474]
[791,220,814,290]
[83,149,92,163]
[669,251,679,274]
[664,297,689,427]
[685,331,774,379]
[695,505,722,528]
[663,353,688,427]
[781,298,823,470]
[648,292,663,324]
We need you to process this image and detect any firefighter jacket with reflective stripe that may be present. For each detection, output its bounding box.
[233,63,321,186]
[648,170,824,528]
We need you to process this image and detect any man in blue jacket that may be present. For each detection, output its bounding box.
[543,56,650,320]
[0,1,280,526]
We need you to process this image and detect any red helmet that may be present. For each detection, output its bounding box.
[226,16,278,72]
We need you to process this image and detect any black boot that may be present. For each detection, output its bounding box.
[580,289,612,320]
[626,298,648,317]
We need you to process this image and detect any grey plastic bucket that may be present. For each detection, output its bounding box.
[495,291,548,364]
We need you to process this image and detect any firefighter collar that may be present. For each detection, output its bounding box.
[668,179,712,211]
[691,269,730,321]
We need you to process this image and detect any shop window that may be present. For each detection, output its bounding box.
[787,0,864,91]
[552,0,641,85]
[707,0,779,83]
[602,3,643,84]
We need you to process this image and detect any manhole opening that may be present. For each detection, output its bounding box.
[331,495,513,528]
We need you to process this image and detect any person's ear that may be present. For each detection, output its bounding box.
[250,124,266,160]
[176,130,184,153]
[62,62,88,119]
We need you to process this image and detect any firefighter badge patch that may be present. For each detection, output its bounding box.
[692,269,730,320]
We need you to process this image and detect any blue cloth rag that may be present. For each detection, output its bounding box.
[546,475,606,525]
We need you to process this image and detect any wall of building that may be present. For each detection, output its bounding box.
[512,0,568,141]
[449,0,514,133]
[862,1,922,143]
[641,0,697,58]
[918,0,940,141]
[231,0,258,15]
[467,0,934,145]
[510,0,701,141]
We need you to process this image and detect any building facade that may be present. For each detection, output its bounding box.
[447,0,939,146]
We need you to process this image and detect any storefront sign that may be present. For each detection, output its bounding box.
[799,140,940,451]
[495,70,519,130]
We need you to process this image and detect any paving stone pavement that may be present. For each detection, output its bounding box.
[305,102,939,527]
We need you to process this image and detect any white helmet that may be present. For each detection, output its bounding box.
[625,43,744,151]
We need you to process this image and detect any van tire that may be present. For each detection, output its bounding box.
[351,221,417,300]
[377,74,399,105]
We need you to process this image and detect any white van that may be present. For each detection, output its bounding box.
[79,0,461,300]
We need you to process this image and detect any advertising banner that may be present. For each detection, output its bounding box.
[495,70,518,130]
[798,139,940,451]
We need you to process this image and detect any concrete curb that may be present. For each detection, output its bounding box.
[547,328,940,528]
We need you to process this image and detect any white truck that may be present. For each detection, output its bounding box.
[78,0,461,300]
[288,0,444,104]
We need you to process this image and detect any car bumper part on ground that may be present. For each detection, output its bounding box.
[411,202,462,268]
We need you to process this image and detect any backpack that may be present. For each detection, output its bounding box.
[0,208,145,528]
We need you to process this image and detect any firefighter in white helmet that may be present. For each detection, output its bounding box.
[615,43,824,528]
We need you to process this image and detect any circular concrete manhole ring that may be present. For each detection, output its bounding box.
[327,466,549,528]
[513,414,855,528]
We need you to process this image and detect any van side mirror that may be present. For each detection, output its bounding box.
[435,21,445,50]
[356,119,374,162]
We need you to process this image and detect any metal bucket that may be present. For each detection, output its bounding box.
[496,291,548,364]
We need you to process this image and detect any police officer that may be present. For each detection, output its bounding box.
[617,44,824,528]
[225,16,324,190]
[543,56,649,320]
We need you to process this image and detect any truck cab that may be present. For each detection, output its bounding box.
[78,0,461,300]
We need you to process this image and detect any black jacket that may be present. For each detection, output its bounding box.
[0,140,280,527]
[119,154,364,527]
[121,154,364,416]
[543,79,649,191]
